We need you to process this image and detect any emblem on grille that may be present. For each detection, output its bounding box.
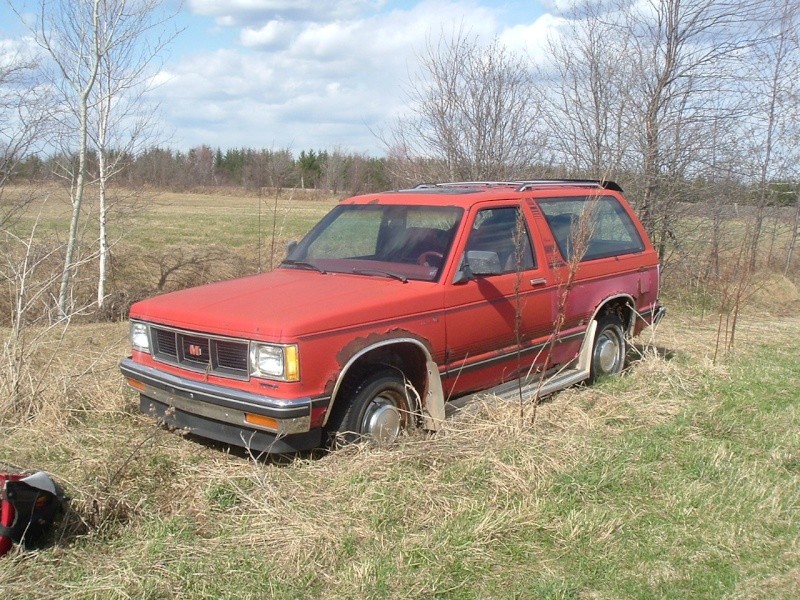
[187,344,204,357]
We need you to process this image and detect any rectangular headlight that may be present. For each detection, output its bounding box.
[130,321,150,353]
[249,343,299,381]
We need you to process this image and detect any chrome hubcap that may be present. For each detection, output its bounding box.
[363,396,402,445]
[597,334,620,373]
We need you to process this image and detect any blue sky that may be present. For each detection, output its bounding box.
[1,1,562,155]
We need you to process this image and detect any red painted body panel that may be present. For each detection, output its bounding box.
[130,272,448,399]
[130,269,443,340]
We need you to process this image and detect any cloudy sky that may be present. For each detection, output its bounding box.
[1,1,563,156]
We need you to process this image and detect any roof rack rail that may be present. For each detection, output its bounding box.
[412,179,622,192]
[516,179,622,192]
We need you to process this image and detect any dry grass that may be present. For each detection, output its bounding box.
[3,309,796,597]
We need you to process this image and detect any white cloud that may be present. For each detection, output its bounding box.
[187,0,385,26]
[240,19,298,49]
[0,35,40,68]
[539,0,571,14]
[499,12,566,63]
[151,0,560,153]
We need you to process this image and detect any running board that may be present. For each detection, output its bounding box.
[463,320,597,406]
[469,367,588,404]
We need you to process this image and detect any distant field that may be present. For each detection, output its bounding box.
[4,184,340,249]
[127,188,340,251]
[2,185,341,313]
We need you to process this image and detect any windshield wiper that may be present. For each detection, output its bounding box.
[281,259,326,274]
[351,268,408,283]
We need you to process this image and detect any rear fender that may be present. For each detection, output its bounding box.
[588,294,636,334]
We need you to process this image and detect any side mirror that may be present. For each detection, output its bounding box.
[453,251,502,283]
[465,250,502,275]
[286,240,298,256]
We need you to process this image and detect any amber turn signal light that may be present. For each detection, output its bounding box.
[244,413,279,431]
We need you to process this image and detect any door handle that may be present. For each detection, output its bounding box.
[530,278,547,287]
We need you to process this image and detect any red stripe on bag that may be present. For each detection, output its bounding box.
[0,474,24,557]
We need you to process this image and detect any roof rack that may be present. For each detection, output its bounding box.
[412,179,623,193]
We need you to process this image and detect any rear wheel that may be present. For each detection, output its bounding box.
[327,369,411,447]
[589,315,626,382]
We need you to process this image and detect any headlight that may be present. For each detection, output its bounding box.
[249,343,299,381]
[130,321,150,353]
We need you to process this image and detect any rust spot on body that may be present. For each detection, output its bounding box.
[335,328,431,368]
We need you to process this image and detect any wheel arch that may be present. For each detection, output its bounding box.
[588,294,636,335]
[324,338,441,428]
[575,294,635,375]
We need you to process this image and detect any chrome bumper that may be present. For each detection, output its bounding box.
[120,358,328,451]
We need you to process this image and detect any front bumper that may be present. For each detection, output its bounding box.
[120,358,328,453]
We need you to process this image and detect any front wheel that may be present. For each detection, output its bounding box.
[327,369,411,447]
[589,315,626,382]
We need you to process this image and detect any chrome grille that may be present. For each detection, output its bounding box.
[151,326,249,379]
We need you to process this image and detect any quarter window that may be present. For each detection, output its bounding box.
[537,196,644,261]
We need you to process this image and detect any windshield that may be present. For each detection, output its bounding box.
[283,204,463,282]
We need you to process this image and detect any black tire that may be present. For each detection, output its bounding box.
[327,369,411,447]
[588,315,626,382]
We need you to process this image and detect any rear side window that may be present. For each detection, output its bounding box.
[537,196,644,262]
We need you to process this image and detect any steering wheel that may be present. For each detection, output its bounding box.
[417,251,444,267]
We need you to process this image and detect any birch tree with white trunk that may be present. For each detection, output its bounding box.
[88,0,179,309]
[12,0,179,316]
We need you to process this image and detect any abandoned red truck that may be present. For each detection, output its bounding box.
[120,180,665,453]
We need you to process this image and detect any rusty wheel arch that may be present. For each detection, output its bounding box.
[591,295,636,334]
[324,338,433,428]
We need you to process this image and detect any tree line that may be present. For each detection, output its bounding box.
[9,146,395,194]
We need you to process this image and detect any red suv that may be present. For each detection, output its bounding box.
[121,180,664,453]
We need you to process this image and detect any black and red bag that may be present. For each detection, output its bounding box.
[0,472,64,557]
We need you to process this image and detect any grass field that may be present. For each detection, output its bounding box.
[1,185,341,320]
[1,187,799,598]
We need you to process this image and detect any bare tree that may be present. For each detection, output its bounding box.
[242,148,295,272]
[537,2,633,178]
[0,46,64,416]
[787,186,800,275]
[13,0,179,316]
[389,29,543,181]
[87,0,180,309]
[610,0,758,255]
[0,48,52,229]
[182,145,216,187]
[737,0,800,271]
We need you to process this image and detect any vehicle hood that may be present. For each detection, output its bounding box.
[129,268,443,341]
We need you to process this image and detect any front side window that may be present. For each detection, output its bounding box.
[284,204,463,282]
[537,196,644,262]
[463,207,535,275]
